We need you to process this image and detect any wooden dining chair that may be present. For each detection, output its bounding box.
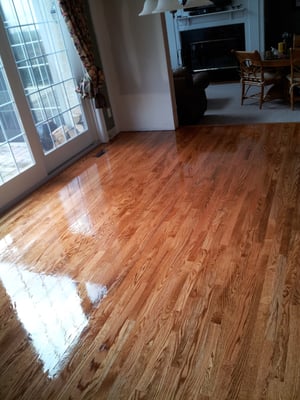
[287,48,300,110]
[293,33,300,49]
[233,50,282,109]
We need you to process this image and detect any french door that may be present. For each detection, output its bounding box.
[0,0,100,212]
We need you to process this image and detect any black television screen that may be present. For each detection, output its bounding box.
[211,0,232,6]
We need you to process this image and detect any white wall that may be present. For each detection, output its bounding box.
[244,0,265,51]
[88,0,177,133]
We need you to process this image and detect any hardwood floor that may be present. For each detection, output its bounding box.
[0,124,300,399]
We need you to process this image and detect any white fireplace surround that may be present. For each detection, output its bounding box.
[165,0,264,70]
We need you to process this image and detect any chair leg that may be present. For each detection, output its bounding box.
[241,82,245,105]
[259,86,264,109]
[291,87,294,110]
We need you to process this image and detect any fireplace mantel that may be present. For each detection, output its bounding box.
[165,0,264,71]
[176,7,246,31]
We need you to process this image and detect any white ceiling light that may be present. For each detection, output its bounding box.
[140,0,207,15]
[139,0,159,15]
[152,0,183,13]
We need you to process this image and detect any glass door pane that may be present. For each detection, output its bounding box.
[0,55,35,185]
[0,0,100,212]
[0,0,90,156]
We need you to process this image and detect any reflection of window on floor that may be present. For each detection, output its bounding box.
[0,0,87,154]
[0,262,107,378]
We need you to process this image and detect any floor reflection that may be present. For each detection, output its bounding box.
[0,263,107,378]
[59,174,97,236]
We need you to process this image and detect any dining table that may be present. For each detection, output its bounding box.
[262,56,290,68]
[261,55,291,101]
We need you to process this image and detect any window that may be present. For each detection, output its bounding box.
[0,0,87,155]
[0,55,34,184]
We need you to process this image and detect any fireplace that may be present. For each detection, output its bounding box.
[180,23,245,72]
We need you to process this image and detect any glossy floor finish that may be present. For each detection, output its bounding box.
[1,125,300,399]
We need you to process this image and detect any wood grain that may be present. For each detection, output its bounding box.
[0,123,300,399]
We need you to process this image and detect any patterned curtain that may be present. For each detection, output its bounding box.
[58,0,106,108]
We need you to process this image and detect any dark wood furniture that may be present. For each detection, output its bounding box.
[173,67,209,125]
[261,56,291,101]
[262,57,290,68]
[233,50,284,109]
[286,47,300,109]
